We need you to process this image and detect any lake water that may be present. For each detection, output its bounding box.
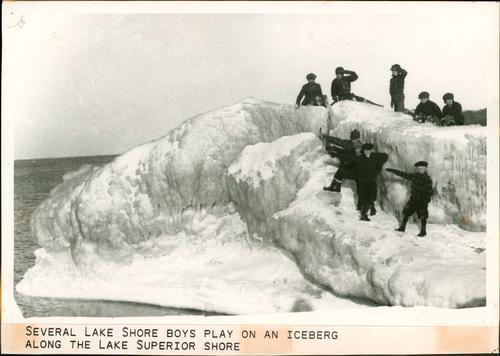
[14,156,220,317]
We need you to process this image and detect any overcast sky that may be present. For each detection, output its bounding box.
[3,2,498,159]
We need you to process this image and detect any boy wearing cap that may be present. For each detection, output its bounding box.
[331,67,382,107]
[323,129,362,160]
[296,73,324,107]
[389,64,407,112]
[441,93,465,126]
[413,92,442,124]
[330,67,358,103]
[323,137,363,192]
[353,143,389,221]
[386,161,434,237]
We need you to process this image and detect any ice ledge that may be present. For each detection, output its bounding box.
[228,132,486,308]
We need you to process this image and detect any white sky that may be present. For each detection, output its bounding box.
[3,2,499,159]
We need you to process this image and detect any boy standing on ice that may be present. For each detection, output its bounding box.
[386,161,433,237]
[350,143,388,221]
[389,64,407,112]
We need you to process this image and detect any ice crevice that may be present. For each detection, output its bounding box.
[18,98,486,312]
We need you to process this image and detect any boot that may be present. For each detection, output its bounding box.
[395,214,409,232]
[323,180,341,192]
[418,219,427,237]
[360,204,370,221]
[369,203,377,216]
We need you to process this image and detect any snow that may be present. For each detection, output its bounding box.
[228,132,315,187]
[19,98,486,313]
[18,212,366,314]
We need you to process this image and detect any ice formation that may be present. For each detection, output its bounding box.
[30,98,329,266]
[228,132,485,308]
[19,99,487,312]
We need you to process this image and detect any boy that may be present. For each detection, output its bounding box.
[330,67,358,103]
[386,161,433,237]
[413,92,442,124]
[344,143,388,221]
[441,92,465,126]
[389,64,407,112]
[296,73,323,107]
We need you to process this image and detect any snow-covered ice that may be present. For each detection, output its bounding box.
[30,98,329,266]
[228,132,485,308]
[18,98,486,313]
[19,212,366,314]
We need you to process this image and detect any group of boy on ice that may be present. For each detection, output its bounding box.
[321,129,433,237]
[294,64,442,237]
[295,65,465,126]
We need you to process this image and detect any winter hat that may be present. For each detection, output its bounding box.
[443,92,454,101]
[350,129,361,140]
[414,161,428,167]
[418,91,430,99]
[362,143,374,150]
[390,64,401,71]
[335,67,345,75]
[353,140,363,149]
[306,73,317,80]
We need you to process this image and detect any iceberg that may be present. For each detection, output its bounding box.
[227,131,485,308]
[18,98,486,313]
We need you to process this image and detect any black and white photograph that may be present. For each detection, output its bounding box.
[2,2,499,354]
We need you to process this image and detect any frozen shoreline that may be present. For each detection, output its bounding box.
[18,99,486,313]
[18,213,369,314]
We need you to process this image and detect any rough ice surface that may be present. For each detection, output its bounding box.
[19,212,366,314]
[19,98,486,312]
[330,101,487,231]
[31,98,329,266]
[228,132,485,308]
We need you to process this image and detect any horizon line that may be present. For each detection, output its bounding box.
[14,152,120,162]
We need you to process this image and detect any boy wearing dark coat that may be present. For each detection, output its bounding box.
[322,130,375,215]
[331,67,383,107]
[386,161,434,237]
[322,129,362,169]
[322,129,362,194]
[441,92,465,126]
[353,144,389,221]
[331,67,358,103]
[414,92,442,124]
[389,64,407,112]
[296,73,324,107]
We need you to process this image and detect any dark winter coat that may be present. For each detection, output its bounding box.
[415,100,442,118]
[330,150,360,181]
[331,71,358,100]
[387,169,433,203]
[389,69,408,96]
[346,152,389,183]
[442,101,465,125]
[323,135,355,152]
[296,82,323,106]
